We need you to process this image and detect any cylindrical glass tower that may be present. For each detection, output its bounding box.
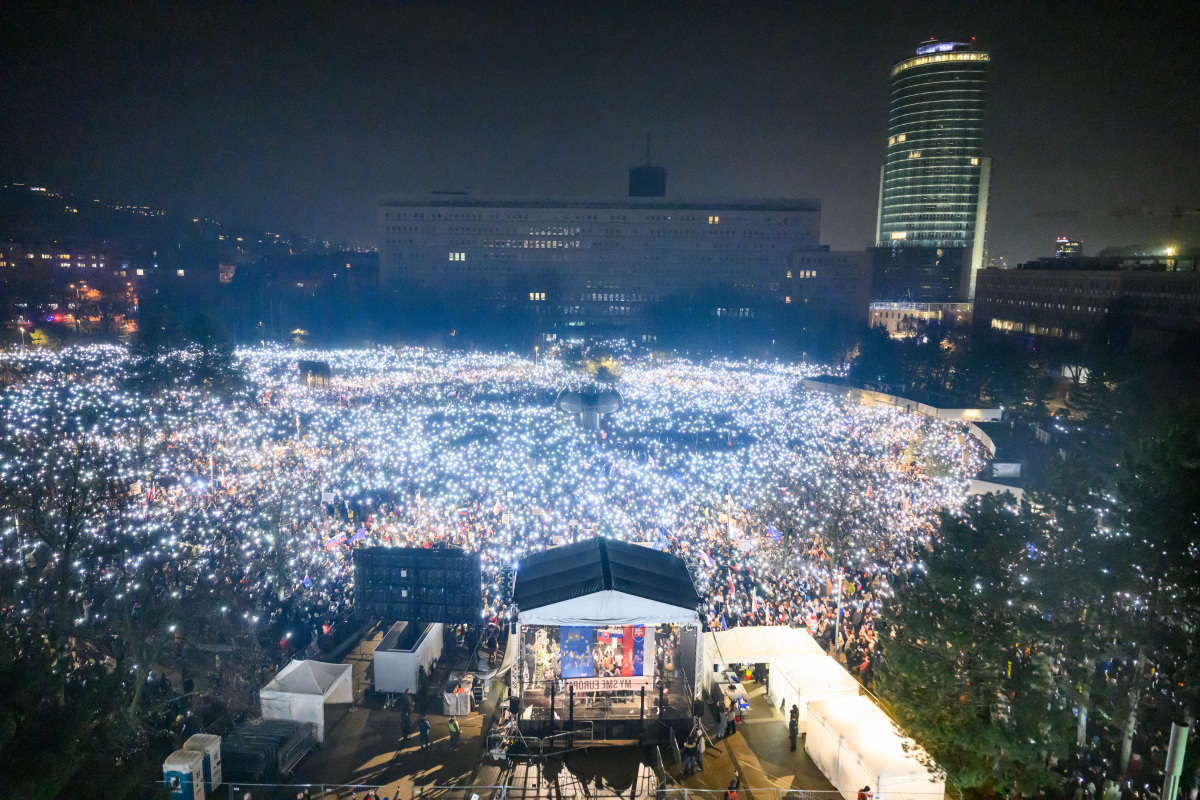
[876,40,989,250]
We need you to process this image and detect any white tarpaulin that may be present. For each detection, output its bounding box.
[806,695,945,800]
[260,659,353,742]
[767,653,859,728]
[516,590,699,626]
[703,626,825,693]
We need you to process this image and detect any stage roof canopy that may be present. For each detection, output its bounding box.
[513,538,701,626]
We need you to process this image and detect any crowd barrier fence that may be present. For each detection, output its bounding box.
[155,781,956,800]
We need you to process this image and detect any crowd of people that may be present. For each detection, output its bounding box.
[1,344,984,702]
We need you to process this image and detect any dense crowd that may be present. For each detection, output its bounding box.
[1,345,985,684]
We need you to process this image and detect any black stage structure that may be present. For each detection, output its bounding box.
[353,547,481,625]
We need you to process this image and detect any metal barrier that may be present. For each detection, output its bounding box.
[160,783,954,800]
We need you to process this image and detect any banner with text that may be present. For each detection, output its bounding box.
[566,675,654,693]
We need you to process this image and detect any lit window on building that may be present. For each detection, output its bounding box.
[176,269,185,276]
[970,157,980,166]
[448,252,465,261]
[708,216,720,224]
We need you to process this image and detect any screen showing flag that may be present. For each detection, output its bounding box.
[560,627,593,679]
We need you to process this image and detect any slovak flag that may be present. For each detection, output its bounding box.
[700,551,715,569]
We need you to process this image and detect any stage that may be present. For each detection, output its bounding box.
[509,539,703,740]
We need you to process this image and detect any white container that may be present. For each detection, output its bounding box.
[374,621,443,694]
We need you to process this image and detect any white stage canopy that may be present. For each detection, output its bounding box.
[260,659,353,742]
[806,695,945,800]
[766,653,860,726]
[517,591,698,626]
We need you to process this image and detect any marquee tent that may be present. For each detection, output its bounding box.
[702,625,825,693]
[766,653,859,727]
[260,659,353,742]
[805,695,945,800]
[513,537,701,626]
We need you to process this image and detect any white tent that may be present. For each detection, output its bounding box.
[703,626,825,693]
[767,653,859,728]
[806,695,945,800]
[260,659,354,742]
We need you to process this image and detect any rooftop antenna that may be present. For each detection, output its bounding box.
[629,135,666,197]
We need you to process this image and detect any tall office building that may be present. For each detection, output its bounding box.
[872,40,991,302]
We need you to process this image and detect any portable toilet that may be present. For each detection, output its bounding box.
[182,734,222,795]
[163,749,206,800]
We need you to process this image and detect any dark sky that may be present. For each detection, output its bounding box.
[2,1,1197,262]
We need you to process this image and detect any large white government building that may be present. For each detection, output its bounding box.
[379,192,869,333]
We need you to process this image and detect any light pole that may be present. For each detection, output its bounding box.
[833,566,844,661]
[534,344,539,367]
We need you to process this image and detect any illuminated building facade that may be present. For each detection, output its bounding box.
[869,301,972,338]
[379,195,870,332]
[974,248,1200,345]
[874,40,991,301]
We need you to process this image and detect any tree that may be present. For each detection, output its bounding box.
[0,404,161,798]
[28,328,58,349]
[876,494,1081,794]
[850,324,903,385]
[2,429,129,620]
[1112,410,1200,785]
[0,619,135,799]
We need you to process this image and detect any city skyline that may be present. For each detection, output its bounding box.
[2,3,1197,264]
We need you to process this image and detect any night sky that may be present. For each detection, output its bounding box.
[2,2,1197,263]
